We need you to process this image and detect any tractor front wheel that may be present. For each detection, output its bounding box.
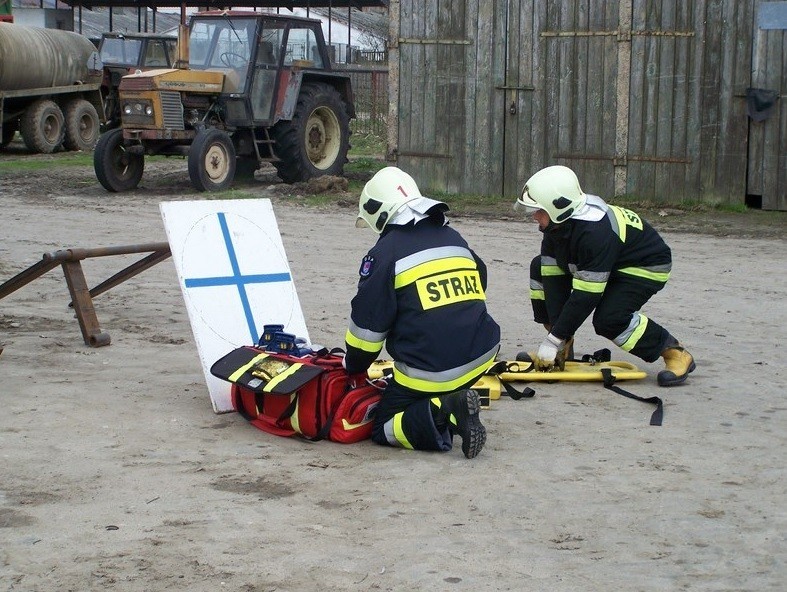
[188,129,236,192]
[94,128,144,192]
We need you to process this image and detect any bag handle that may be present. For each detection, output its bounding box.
[232,385,297,436]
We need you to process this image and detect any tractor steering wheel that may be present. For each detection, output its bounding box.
[219,52,246,68]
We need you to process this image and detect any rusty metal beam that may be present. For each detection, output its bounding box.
[0,258,61,300]
[43,242,170,263]
[61,260,111,347]
[70,246,172,305]
[0,242,172,348]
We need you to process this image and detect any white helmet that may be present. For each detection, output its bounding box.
[516,165,586,223]
[356,166,422,233]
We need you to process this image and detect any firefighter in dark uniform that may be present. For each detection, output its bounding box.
[517,165,695,386]
[344,166,501,458]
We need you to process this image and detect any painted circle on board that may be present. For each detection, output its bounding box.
[179,211,305,346]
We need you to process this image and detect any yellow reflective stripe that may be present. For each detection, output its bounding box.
[393,358,495,393]
[609,205,644,242]
[619,267,670,283]
[263,362,303,392]
[392,413,414,449]
[541,264,564,276]
[610,206,629,242]
[530,288,545,301]
[394,256,476,289]
[572,278,607,293]
[345,329,384,353]
[288,393,301,433]
[228,352,269,382]
[341,418,373,431]
[621,314,649,351]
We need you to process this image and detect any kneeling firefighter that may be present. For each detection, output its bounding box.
[343,167,501,459]
[517,165,695,386]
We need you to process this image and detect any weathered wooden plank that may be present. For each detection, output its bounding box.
[699,0,723,199]
[462,0,482,192]
[762,25,786,209]
[419,0,437,184]
[626,1,648,199]
[714,0,749,205]
[438,0,467,193]
[653,1,675,202]
[464,0,502,195]
[503,0,534,195]
[397,0,415,167]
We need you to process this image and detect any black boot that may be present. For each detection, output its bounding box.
[438,390,486,459]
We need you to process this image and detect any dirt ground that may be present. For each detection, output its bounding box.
[1,151,785,592]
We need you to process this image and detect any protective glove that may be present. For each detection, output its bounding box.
[534,333,566,371]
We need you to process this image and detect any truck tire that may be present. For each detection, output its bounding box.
[64,99,100,152]
[0,120,17,150]
[20,99,65,154]
[188,128,236,192]
[94,128,144,192]
[270,82,350,183]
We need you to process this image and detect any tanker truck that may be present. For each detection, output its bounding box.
[0,22,105,153]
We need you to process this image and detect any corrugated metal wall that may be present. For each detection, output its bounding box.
[392,0,786,209]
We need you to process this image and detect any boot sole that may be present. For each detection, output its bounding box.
[460,390,486,459]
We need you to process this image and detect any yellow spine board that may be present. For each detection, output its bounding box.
[496,360,647,382]
[367,361,501,408]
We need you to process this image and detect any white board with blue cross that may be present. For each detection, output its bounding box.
[160,199,309,413]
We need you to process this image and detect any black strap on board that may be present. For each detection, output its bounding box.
[600,368,663,426]
[499,380,536,400]
[486,360,536,400]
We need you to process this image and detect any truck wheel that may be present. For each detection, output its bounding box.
[20,99,65,154]
[0,120,17,150]
[188,129,236,192]
[271,82,350,183]
[64,99,100,152]
[94,128,144,192]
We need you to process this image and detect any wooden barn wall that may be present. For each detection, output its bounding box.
[394,0,784,207]
[534,1,620,200]
[747,0,786,210]
[397,0,504,195]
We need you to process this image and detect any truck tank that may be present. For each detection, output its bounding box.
[0,22,99,91]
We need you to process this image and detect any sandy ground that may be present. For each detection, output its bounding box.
[1,158,785,591]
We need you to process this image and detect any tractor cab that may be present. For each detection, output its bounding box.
[98,32,179,128]
[187,11,340,124]
[99,32,179,69]
[94,10,354,193]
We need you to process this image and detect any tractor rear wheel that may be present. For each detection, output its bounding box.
[94,128,144,192]
[270,82,350,184]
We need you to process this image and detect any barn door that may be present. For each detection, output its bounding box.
[500,1,622,198]
[499,0,538,196]
[747,2,787,210]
